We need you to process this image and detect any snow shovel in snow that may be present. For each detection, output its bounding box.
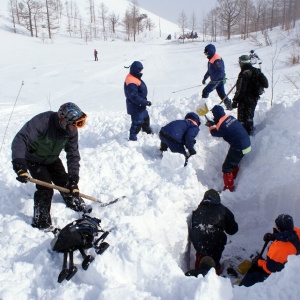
[29,178,125,207]
[236,240,269,276]
[196,83,237,117]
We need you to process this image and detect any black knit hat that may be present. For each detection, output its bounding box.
[275,214,294,231]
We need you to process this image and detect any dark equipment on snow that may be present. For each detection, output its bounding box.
[51,214,110,283]
[29,178,125,207]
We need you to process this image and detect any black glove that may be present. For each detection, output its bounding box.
[188,148,196,156]
[205,120,215,127]
[146,101,152,107]
[66,175,80,197]
[232,101,238,109]
[202,79,206,85]
[16,169,30,183]
[263,233,275,242]
[12,160,30,183]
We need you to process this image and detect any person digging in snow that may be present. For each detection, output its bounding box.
[11,102,91,230]
[189,189,238,275]
[159,112,201,159]
[201,44,232,110]
[239,214,300,287]
[124,61,153,141]
[206,105,251,192]
[232,55,268,135]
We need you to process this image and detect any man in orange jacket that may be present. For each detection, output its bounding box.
[239,214,300,287]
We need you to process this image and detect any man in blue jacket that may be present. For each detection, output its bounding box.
[202,44,232,110]
[124,61,152,141]
[11,103,91,229]
[159,112,201,158]
[206,105,251,191]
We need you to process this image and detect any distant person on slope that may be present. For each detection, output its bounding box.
[189,189,238,275]
[159,112,201,158]
[232,55,269,135]
[205,105,251,192]
[94,49,98,61]
[240,214,300,287]
[124,61,152,141]
[11,102,91,230]
[201,44,232,110]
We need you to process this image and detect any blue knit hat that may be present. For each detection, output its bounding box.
[275,214,294,231]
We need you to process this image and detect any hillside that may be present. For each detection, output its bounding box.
[0,2,300,300]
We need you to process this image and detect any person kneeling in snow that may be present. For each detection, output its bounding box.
[206,105,251,192]
[240,214,300,287]
[159,112,201,158]
[189,189,238,275]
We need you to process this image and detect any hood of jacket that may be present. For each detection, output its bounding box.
[130,61,143,78]
[185,112,201,126]
[204,44,216,59]
[212,105,225,124]
[201,189,221,206]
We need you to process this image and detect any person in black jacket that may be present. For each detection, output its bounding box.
[11,102,91,229]
[232,55,268,135]
[189,189,238,274]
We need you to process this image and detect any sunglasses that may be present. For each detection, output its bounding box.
[69,113,87,128]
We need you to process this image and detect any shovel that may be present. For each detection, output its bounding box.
[29,178,125,207]
[236,240,269,275]
[196,83,237,117]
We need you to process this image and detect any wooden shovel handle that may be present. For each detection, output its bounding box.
[219,83,237,104]
[29,178,98,202]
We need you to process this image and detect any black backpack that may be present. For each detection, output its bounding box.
[243,68,269,97]
[51,214,109,283]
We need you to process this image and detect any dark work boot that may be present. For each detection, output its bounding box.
[61,193,92,213]
[32,190,52,229]
[223,172,234,192]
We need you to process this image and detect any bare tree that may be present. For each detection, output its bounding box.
[144,17,155,31]
[98,2,108,40]
[8,0,17,33]
[178,10,188,43]
[109,12,119,34]
[190,10,197,41]
[217,0,242,39]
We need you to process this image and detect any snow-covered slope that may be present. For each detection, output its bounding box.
[0,4,300,299]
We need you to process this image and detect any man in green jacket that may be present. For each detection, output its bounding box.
[11,102,91,229]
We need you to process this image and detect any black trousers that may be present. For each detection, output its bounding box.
[28,158,68,201]
[237,101,257,135]
[222,147,244,173]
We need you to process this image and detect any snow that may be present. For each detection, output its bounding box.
[0,1,300,300]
